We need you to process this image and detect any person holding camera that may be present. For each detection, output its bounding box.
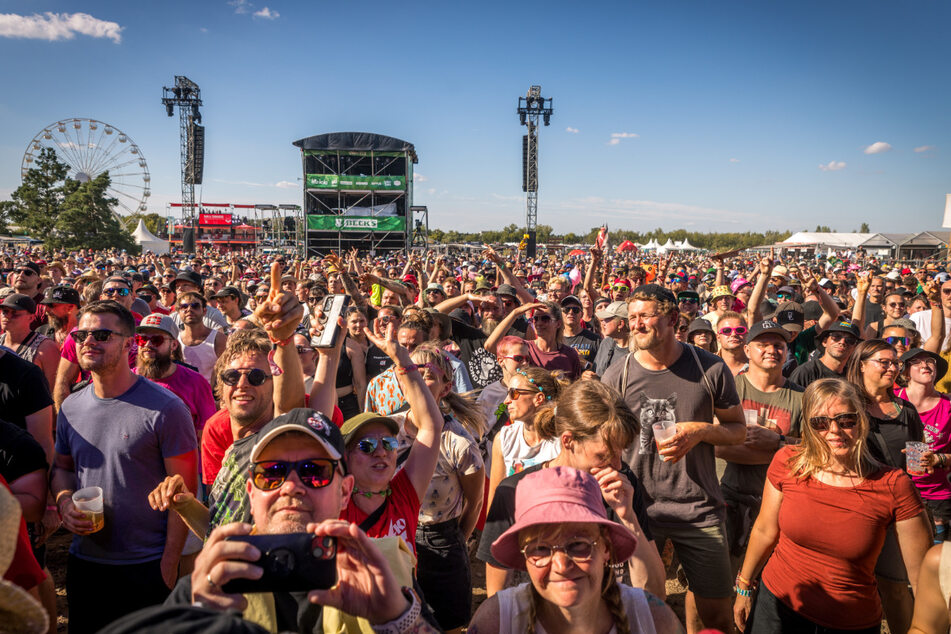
[164,408,440,633]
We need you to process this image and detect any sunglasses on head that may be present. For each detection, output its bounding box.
[178,301,203,311]
[71,329,120,343]
[102,287,130,297]
[718,326,748,336]
[135,333,168,347]
[251,459,339,491]
[220,368,272,386]
[355,436,398,454]
[809,412,859,431]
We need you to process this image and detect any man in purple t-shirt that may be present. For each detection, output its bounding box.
[134,313,216,438]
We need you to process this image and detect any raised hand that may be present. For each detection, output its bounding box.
[253,261,303,342]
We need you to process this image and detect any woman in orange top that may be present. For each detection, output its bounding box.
[733,378,931,634]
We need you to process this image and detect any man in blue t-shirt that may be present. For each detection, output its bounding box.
[51,300,198,633]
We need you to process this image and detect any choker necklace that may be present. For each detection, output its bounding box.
[354,487,392,499]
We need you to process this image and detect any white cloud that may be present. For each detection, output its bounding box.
[914,145,935,153]
[819,160,847,172]
[607,138,621,146]
[0,12,123,43]
[863,141,892,155]
[199,27,209,33]
[413,173,428,183]
[274,181,297,189]
[229,0,252,14]
[611,132,639,139]
[729,158,740,163]
[565,127,579,134]
[253,7,279,19]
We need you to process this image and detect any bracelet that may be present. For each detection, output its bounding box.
[269,334,293,347]
[371,586,422,634]
[396,364,419,375]
[735,586,752,598]
[735,573,752,588]
[54,490,73,505]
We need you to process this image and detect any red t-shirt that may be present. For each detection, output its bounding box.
[1,475,45,591]
[526,340,584,380]
[201,405,346,486]
[761,446,923,629]
[340,469,420,553]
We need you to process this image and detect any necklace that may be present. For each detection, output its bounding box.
[353,487,392,499]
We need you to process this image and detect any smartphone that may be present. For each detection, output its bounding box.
[221,533,336,594]
[314,294,350,348]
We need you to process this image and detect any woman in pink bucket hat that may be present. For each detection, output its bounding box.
[470,466,680,633]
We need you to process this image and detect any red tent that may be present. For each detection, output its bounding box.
[616,240,637,252]
[568,249,586,256]
[235,223,256,230]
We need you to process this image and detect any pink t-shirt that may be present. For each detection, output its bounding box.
[896,388,951,500]
[134,363,216,437]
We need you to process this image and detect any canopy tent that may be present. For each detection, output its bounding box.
[616,240,637,252]
[642,239,659,250]
[678,239,699,251]
[568,249,586,256]
[661,238,676,249]
[132,219,168,254]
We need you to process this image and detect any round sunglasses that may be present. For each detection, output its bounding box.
[220,368,272,386]
[354,436,398,454]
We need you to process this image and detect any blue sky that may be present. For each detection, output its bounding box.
[1,0,949,235]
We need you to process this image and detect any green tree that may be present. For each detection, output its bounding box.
[860,222,870,233]
[8,148,68,237]
[53,172,138,252]
[0,201,13,235]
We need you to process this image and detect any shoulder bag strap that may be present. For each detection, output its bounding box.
[358,497,390,533]
[687,343,716,420]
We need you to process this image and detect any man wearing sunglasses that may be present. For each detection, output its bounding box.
[593,300,629,376]
[176,291,227,385]
[790,320,862,388]
[51,301,198,633]
[12,262,47,330]
[560,295,600,370]
[717,320,804,566]
[170,270,229,331]
[162,408,439,633]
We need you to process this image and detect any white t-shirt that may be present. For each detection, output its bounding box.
[910,310,951,349]
[496,420,561,477]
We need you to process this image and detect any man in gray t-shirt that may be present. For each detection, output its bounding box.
[51,301,198,633]
[602,284,744,634]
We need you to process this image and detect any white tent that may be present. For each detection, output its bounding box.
[679,238,699,251]
[132,219,168,254]
[661,238,676,250]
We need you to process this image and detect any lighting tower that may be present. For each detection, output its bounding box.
[162,76,204,250]
[517,85,553,258]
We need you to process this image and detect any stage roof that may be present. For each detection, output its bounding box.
[292,132,418,163]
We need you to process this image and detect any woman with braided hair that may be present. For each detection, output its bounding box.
[469,466,681,633]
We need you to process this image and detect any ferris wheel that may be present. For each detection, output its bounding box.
[21,118,151,216]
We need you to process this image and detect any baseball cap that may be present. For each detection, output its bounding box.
[136,313,180,339]
[560,295,582,308]
[802,300,822,322]
[818,319,861,342]
[770,265,789,280]
[340,412,400,447]
[15,262,41,275]
[1,293,36,313]
[746,320,793,344]
[677,290,700,302]
[595,300,628,321]
[424,283,445,293]
[172,270,202,291]
[773,301,804,334]
[41,285,80,307]
[211,286,241,300]
[250,408,345,465]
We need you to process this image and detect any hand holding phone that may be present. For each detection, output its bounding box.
[221,533,337,594]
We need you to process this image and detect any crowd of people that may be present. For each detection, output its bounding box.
[2,242,951,633]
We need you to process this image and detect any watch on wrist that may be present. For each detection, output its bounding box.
[372,586,422,634]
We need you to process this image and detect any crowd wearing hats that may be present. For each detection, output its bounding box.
[3,244,951,632]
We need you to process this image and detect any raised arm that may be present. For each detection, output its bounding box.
[923,282,944,354]
[310,318,346,417]
[794,267,840,331]
[484,302,542,355]
[483,246,534,305]
[852,272,869,332]
[745,254,772,326]
[254,262,306,414]
[584,246,603,301]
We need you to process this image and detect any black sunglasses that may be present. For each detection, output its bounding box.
[562,305,582,314]
[251,459,340,491]
[809,412,859,431]
[14,268,36,276]
[220,368,272,386]
[178,301,203,311]
[71,329,120,343]
[355,436,398,454]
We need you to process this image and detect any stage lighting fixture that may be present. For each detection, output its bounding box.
[166,103,175,117]
[519,112,526,125]
[543,114,550,126]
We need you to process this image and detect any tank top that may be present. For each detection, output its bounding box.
[496,420,561,477]
[179,328,219,383]
[495,582,656,634]
[12,331,47,364]
[336,337,354,388]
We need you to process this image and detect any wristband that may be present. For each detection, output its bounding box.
[269,334,293,347]
[372,586,422,634]
[55,490,74,505]
[396,364,419,375]
[735,586,752,598]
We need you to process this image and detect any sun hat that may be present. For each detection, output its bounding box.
[491,466,637,571]
[708,285,735,302]
[0,484,49,633]
[340,412,400,447]
[900,348,949,384]
[688,318,714,336]
[730,278,751,294]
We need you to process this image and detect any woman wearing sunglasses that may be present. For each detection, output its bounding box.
[734,378,930,634]
[386,343,486,633]
[488,367,569,510]
[471,466,680,634]
[485,300,584,380]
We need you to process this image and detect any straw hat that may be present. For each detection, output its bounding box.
[0,485,49,633]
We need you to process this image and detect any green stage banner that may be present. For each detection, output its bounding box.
[306,174,405,190]
[307,216,406,232]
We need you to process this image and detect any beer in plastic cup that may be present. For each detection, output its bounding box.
[72,486,104,533]
[743,409,759,426]
[654,423,677,461]
[905,442,928,476]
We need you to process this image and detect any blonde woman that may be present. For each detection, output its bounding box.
[734,378,931,634]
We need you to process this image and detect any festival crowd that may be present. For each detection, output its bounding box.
[2,242,951,633]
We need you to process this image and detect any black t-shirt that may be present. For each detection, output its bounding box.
[477,462,653,568]
[365,344,393,380]
[0,418,47,483]
[564,329,601,368]
[864,299,884,328]
[788,357,841,389]
[450,318,502,390]
[0,351,54,429]
[868,399,924,470]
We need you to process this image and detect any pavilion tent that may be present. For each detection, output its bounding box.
[616,240,637,252]
[132,219,168,255]
[679,238,699,251]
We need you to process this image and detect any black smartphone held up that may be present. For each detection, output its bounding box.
[221,533,337,594]
[314,294,350,348]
